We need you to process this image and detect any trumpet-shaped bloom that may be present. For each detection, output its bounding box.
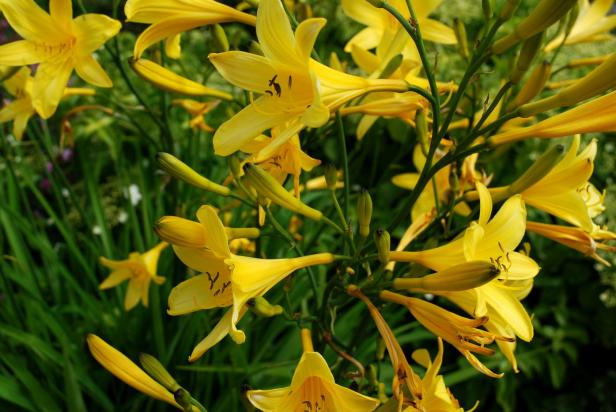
[342,0,456,54]
[241,132,321,197]
[167,205,333,359]
[99,242,168,311]
[0,67,94,140]
[210,0,408,158]
[87,334,192,410]
[390,183,539,343]
[381,291,512,378]
[247,351,379,411]
[490,90,616,145]
[521,137,599,232]
[0,0,121,118]
[545,0,616,51]
[125,0,256,58]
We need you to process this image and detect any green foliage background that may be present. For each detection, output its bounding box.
[0,0,615,411]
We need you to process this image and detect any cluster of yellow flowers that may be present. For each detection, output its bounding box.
[2,0,616,410]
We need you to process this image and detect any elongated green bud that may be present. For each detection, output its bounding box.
[493,0,577,54]
[415,109,429,155]
[519,52,616,116]
[393,261,500,292]
[512,60,551,108]
[157,152,231,196]
[211,24,229,52]
[139,353,180,392]
[357,189,373,238]
[244,163,323,221]
[510,33,543,84]
[173,388,193,412]
[453,18,469,60]
[248,296,283,317]
[375,229,391,265]
[380,54,404,79]
[482,0,492,20]
[499,0,521,22]
[507,144,564,195]
[324,164,338,190]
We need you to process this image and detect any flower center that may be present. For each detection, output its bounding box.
[33,37,76,60]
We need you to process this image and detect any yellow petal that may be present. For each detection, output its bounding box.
[172,246,230,275]
[165,34,182,59]
[331,383,381,411]
[140,242,168,276]
[0,99,32,123]
[256,119,305,160]
[213,99,292,156]
[344,27,383,53]
[12,111,33,140]
[290,352,335,387]
[502,252,540,280]
[31,59,73,119]
[420,19,457,44]
[167,273,232,315]
[73,13,122,55]
[357,114,379,140]
[476,182,492,226]
[196,205,231,258]
[246,387,290,411]
[480,282,533,341]
[124,278,144,310]
[75,55,113,87]
[257,0,298,63]
[188,307,247,362]
[99,269,132,289]
[0,0,59,41]
[350,45,380,73]
[86,334,180,408]
[209,51,276,93]
[0,41,41,66]
[50,0,72,29]
[342,0,385,30]
[479,195,526,257]
[392,173,420,190]
[295,18,326,61]
[524,191,594,231]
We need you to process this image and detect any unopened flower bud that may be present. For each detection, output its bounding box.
[139,353,180,393]
[211,24,229,52]
[157,152,231,196]
[511,60,551,108]
[506,144,564,196]
[415,109,429,155]
[375,229,391,265]
[393,261,500,292]
[173,388,193,411]
[244,163,323,221]
[155,216,206,247]
[482,0,492,20]
[357,189,373,238]
[498,0,520,22]
[453,18,469,60]
[324,164,338,190]
[248,296,284,317]
[510,33,543,84]
[493,0,576,54]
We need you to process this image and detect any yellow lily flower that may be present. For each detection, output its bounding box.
[209,0,407,158]
[241,132,321,197]
[545,0,616,52]
[381,291,511,378]
[520,137,599,232]
[87,334,195,410]
[0,67,94,140]
[99,242,168,311]
[348,285,423,408]
[172,99,220,131]
[527,221,616,266]
[246,329,379,411]
[390,183,539,343]
[0,0,121,118]
[342,0,456,54]
[404,338,466,412]
[167,205,333,354]
[490,90,616,145]
[125,0,256,59]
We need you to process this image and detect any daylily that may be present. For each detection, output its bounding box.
[209,0,408,158]
[99,242,168,311]
[125,0,256,59]
[241,131,321,197]
[87,334,195,411]
[389,183,539,345]
[246,329,380,411]
[380,291,512,378]
[0,66,94,140]
[527,221,616,266]
[0,0,121,118]
[172,99,220,131]
[166,205,333,359]
[545,0,616,52]
[342,0,456,54]
[490,90,616,145]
